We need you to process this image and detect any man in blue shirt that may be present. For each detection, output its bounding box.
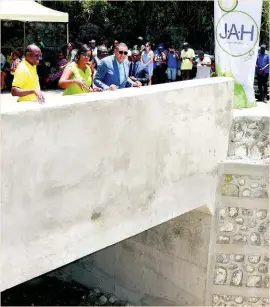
[256,44,269,102]
[94,43,141,90]
[167,44,180,82]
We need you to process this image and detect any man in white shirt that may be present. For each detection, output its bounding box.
[195,51,211,79]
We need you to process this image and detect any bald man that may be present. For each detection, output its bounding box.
[11,44,45,103]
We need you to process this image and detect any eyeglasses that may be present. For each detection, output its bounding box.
[82,53,92,58]
[118,50,128,55]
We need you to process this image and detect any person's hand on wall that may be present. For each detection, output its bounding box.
[93,87,102,92]
[133,81,142,87]
[108,84,118,91]
[34,90,45,104]
[74,79,89,91]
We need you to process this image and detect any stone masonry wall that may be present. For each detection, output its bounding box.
[209,171,269,306]
[228,117,270,163]
[207,111,270,306]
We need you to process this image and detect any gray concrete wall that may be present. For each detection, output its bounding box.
[51,105,269,307]
[1,78,233,291]
[56,209,212,306]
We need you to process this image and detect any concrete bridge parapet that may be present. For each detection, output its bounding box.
[1,77,233,292]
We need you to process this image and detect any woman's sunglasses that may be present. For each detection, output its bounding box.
[118,50,128,55]
[82,52,92,58]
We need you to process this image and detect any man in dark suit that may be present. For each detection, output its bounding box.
[94,42,141,91]
[129,50,149,86]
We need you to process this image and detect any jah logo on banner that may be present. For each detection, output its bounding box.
[214,0,263,108]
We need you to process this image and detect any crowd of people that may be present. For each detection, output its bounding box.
[0,35,217,103]
[1,34,268,103]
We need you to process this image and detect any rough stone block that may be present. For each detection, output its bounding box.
[219,222,234,232]
[216,254,230,264]
[258,263,268,274]
[250,232,261,246]
[248,256,261,264]
[246,276,262,287]
[216,236,230,244]
[229,207,238,218]
[242,208,253,216]
[214,267,227,285]
[258,222,269,233]
[256,210,268,220]
[221,184,239,197]
[234,296,244,304]
[243,264,255,273]
[230,270,243,286]
[234,254,245,262]
[233,234,247,245]
[235,217,244,225]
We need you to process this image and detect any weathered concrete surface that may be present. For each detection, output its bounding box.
[50,209,212,306]
[0,77,233,291]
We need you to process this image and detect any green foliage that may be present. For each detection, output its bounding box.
[261,0,270,44]
[1,0,269,53]
[41,0,215,51]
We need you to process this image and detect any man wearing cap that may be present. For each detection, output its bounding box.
[180,42,195,80]
[153,43,167,84]
[256,44,269,102]
[133,37,145,53]
[94,42,141,90]
[89,39,98,57]
[129,50,149,86]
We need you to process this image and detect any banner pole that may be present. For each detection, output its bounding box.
[66,23,69,44]
[23,22,26,53]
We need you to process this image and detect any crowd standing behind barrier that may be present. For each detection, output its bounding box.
[1,34,241,104]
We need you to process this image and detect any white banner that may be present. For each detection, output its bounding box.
[214,0,263,108]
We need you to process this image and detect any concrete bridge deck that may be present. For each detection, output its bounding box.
[1,78,233,291]
[1,79,269,305]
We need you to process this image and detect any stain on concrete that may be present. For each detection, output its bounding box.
[91,212,102,221]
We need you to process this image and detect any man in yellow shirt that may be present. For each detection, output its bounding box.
[180,42,195,81]
[11,45,45,103]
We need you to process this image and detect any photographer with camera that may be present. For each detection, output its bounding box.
[153,43,167,84]
[180,42,195,80]
[167,44,180,82]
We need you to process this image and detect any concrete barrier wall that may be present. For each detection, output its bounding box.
[56,209,213,306]
[1,77,233,291]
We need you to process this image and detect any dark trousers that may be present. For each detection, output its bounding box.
[153,65,167,84]
[181,69,192,80]
[257,73,269,100]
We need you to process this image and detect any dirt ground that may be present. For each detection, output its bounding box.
[1,275,128,306]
